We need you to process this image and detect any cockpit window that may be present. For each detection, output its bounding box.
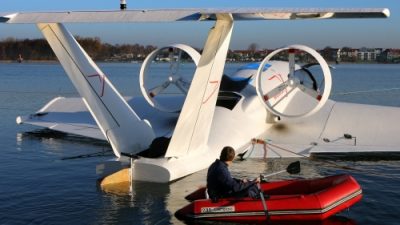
[220,74,251,93]
[216,74,248,110]
[216,91,242,110]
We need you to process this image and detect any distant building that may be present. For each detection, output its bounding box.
[357,47,381,61]
[318,47,340,62]
[380,49,400,63]
[232,50,254,61]
[339,48,358,62]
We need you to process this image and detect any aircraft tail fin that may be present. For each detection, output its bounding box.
[165,14,234,157]
[38,23,155,157]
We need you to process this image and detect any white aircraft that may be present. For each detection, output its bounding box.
[2,8,398,183]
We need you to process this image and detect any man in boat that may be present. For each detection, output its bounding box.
[207,146,260,201]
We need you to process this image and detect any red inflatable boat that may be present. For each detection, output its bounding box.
[176,174,362,223]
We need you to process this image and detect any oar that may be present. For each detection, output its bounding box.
[258,181,269,221]
[265,142,387,176]
[261,160,301,179]
[258,161,301,221]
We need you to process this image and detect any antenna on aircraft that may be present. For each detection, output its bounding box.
[323,134,357,146]
[120,0,127,10]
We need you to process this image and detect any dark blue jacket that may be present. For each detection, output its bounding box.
[207,159,254,199]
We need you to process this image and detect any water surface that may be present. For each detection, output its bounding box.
[0,62,400,225]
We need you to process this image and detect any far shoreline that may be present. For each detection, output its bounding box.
[1,60,399,65]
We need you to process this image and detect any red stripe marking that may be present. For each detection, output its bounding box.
[88,74,105,97]
[267,74,287,100]
[202,80,220,104]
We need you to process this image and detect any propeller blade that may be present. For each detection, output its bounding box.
[176,77,191,91]
[270,83,297,108]
[289,48,296,78]
[175,78,189,94]
[149,80,171,97]
[175,50,183,73]
[297,83,321,100]
[263,80,289,101]
[289,76,321,100]
[169,49,183,75]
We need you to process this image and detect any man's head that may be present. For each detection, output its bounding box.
[220,146,235,164]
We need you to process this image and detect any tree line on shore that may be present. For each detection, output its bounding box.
[0,37,157,61]
[1,37,399,63]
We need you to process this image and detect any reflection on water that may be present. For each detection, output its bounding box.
[16,129,113,159]
[179,216,356,225]
[98,181,172,225]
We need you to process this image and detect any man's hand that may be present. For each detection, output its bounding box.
[242,177,260,184]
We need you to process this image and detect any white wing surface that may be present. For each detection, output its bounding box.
[1,8,389,23]
[16,96,180,141]
[16,97,104,140]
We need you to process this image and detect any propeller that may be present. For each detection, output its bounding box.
[255,44,332,120]
[139,44,200,112]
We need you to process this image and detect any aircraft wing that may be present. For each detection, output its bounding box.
[17,97,105,140]
[17,96,179,141]
[0,8,389,23]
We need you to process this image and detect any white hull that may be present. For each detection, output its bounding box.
[18,93,400,182]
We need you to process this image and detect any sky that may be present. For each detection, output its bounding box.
[1,0,399,50]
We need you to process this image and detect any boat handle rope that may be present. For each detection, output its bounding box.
[238,138,269,160]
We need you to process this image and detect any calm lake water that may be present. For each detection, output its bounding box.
[0,62,400,225]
